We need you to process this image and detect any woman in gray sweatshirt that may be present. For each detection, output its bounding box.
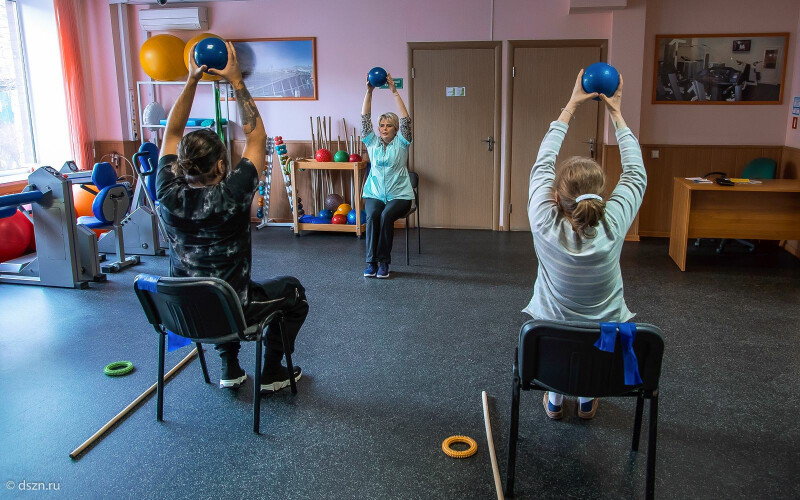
[524,71,646,420]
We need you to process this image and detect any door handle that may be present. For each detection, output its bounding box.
[582,138,595,158]
[481,136,495,152]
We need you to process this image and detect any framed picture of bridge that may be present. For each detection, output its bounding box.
[653,33,789,104]
[227,38,317,100]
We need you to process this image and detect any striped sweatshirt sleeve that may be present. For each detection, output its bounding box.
[527,121,567,231]
[604,127,647,236]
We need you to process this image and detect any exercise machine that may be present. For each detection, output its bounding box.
[0,166,104,288]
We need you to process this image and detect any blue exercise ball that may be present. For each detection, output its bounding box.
[194,37,228,71]
[318,209,333,220]
[368,67,388,87]
[346,209,367,225]
[582,62,619,100]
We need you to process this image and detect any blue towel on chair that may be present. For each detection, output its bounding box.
[167,330,192,352]
[596,323,643,386]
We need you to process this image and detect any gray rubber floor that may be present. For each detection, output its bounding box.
[1,228,798,499]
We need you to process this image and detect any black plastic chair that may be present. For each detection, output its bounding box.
[404,171,421,265]
[506,320,665,499]
[133,274,297,434]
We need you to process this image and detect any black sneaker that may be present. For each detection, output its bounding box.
[220,360,246,389]
[260,365,302,394]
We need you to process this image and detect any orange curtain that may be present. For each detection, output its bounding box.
[54,0,94,171]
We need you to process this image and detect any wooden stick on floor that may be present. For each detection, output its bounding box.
[69,348,199,459]
[482,391,504,500]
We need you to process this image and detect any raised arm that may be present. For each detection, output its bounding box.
[208,42,266,166]
[599,75,646,235]
[160,47,206,159]
[528,70,598,230]
[386,72,411,142]
[361,76,375,138]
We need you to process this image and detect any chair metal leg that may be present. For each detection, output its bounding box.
[196,343,210,384]
[253,337,262,434]
[646,395,659,500]
[157,333,165,421]
[278,318,298,394]
[505,362,521,498]
[631,393,645,452]
[406,215,410,265]
[417,210,421,254]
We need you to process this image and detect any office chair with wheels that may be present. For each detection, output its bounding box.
[133,274,298,434]
[403,171,421,265]
[506,320,665,500]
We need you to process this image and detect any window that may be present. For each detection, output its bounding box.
[0,0,35,177]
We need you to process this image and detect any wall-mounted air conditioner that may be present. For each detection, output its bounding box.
[138,7,208,31]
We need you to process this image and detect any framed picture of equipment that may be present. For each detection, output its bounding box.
[224,37,317,100]
[732,39,751,52]
[653,33,789,105]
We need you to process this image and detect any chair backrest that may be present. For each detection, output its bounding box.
[517,320,664,397]
[408,171,419,208]
[742,157,777,179]
[137,142,160,202]
[92,162,118,190]
[134,274,247,344]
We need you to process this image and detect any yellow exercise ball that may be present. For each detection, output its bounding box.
[335,203,352,216]
[184,33,224,81]
[140,34,188,81]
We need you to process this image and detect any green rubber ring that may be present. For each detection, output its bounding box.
[104,361,134,377]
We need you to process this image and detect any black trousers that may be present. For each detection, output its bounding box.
[216,276,308,360]
[364,198,412,265]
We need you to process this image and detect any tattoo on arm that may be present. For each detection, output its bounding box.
[234,84,260,134]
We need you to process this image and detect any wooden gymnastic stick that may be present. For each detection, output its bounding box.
[337,134,341,153]
[328,116,332,153]
[342,118,349,152]
[482,391,504,500]
[310,116,316,153]
[69,348,199,459]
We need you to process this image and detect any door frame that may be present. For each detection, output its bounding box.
[503,39,608,231]
[408,41,503,230]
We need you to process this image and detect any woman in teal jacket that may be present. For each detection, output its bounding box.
[360,71,414,279]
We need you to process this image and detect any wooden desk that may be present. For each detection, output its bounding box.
[669,178,800,271]
[290,160,367,237]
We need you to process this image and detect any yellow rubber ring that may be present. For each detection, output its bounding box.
[442,435,478,459]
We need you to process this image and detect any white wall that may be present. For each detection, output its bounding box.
[17,0,71,168]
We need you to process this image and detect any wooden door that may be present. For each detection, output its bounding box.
[412,47,498,229]
[508,46,601,231]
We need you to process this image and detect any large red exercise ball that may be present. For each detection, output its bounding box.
[582,62,619,100]
[140,34,188,81]
[0,210,34,263]
[331,214,347,225]
[348,154,362,162]
[184,33,222,81]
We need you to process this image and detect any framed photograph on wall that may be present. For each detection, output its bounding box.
[226,37,317,100]
[732,39,751,52]
[653,32,789,104]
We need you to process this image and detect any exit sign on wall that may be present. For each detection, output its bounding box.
[379,78,403,90]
